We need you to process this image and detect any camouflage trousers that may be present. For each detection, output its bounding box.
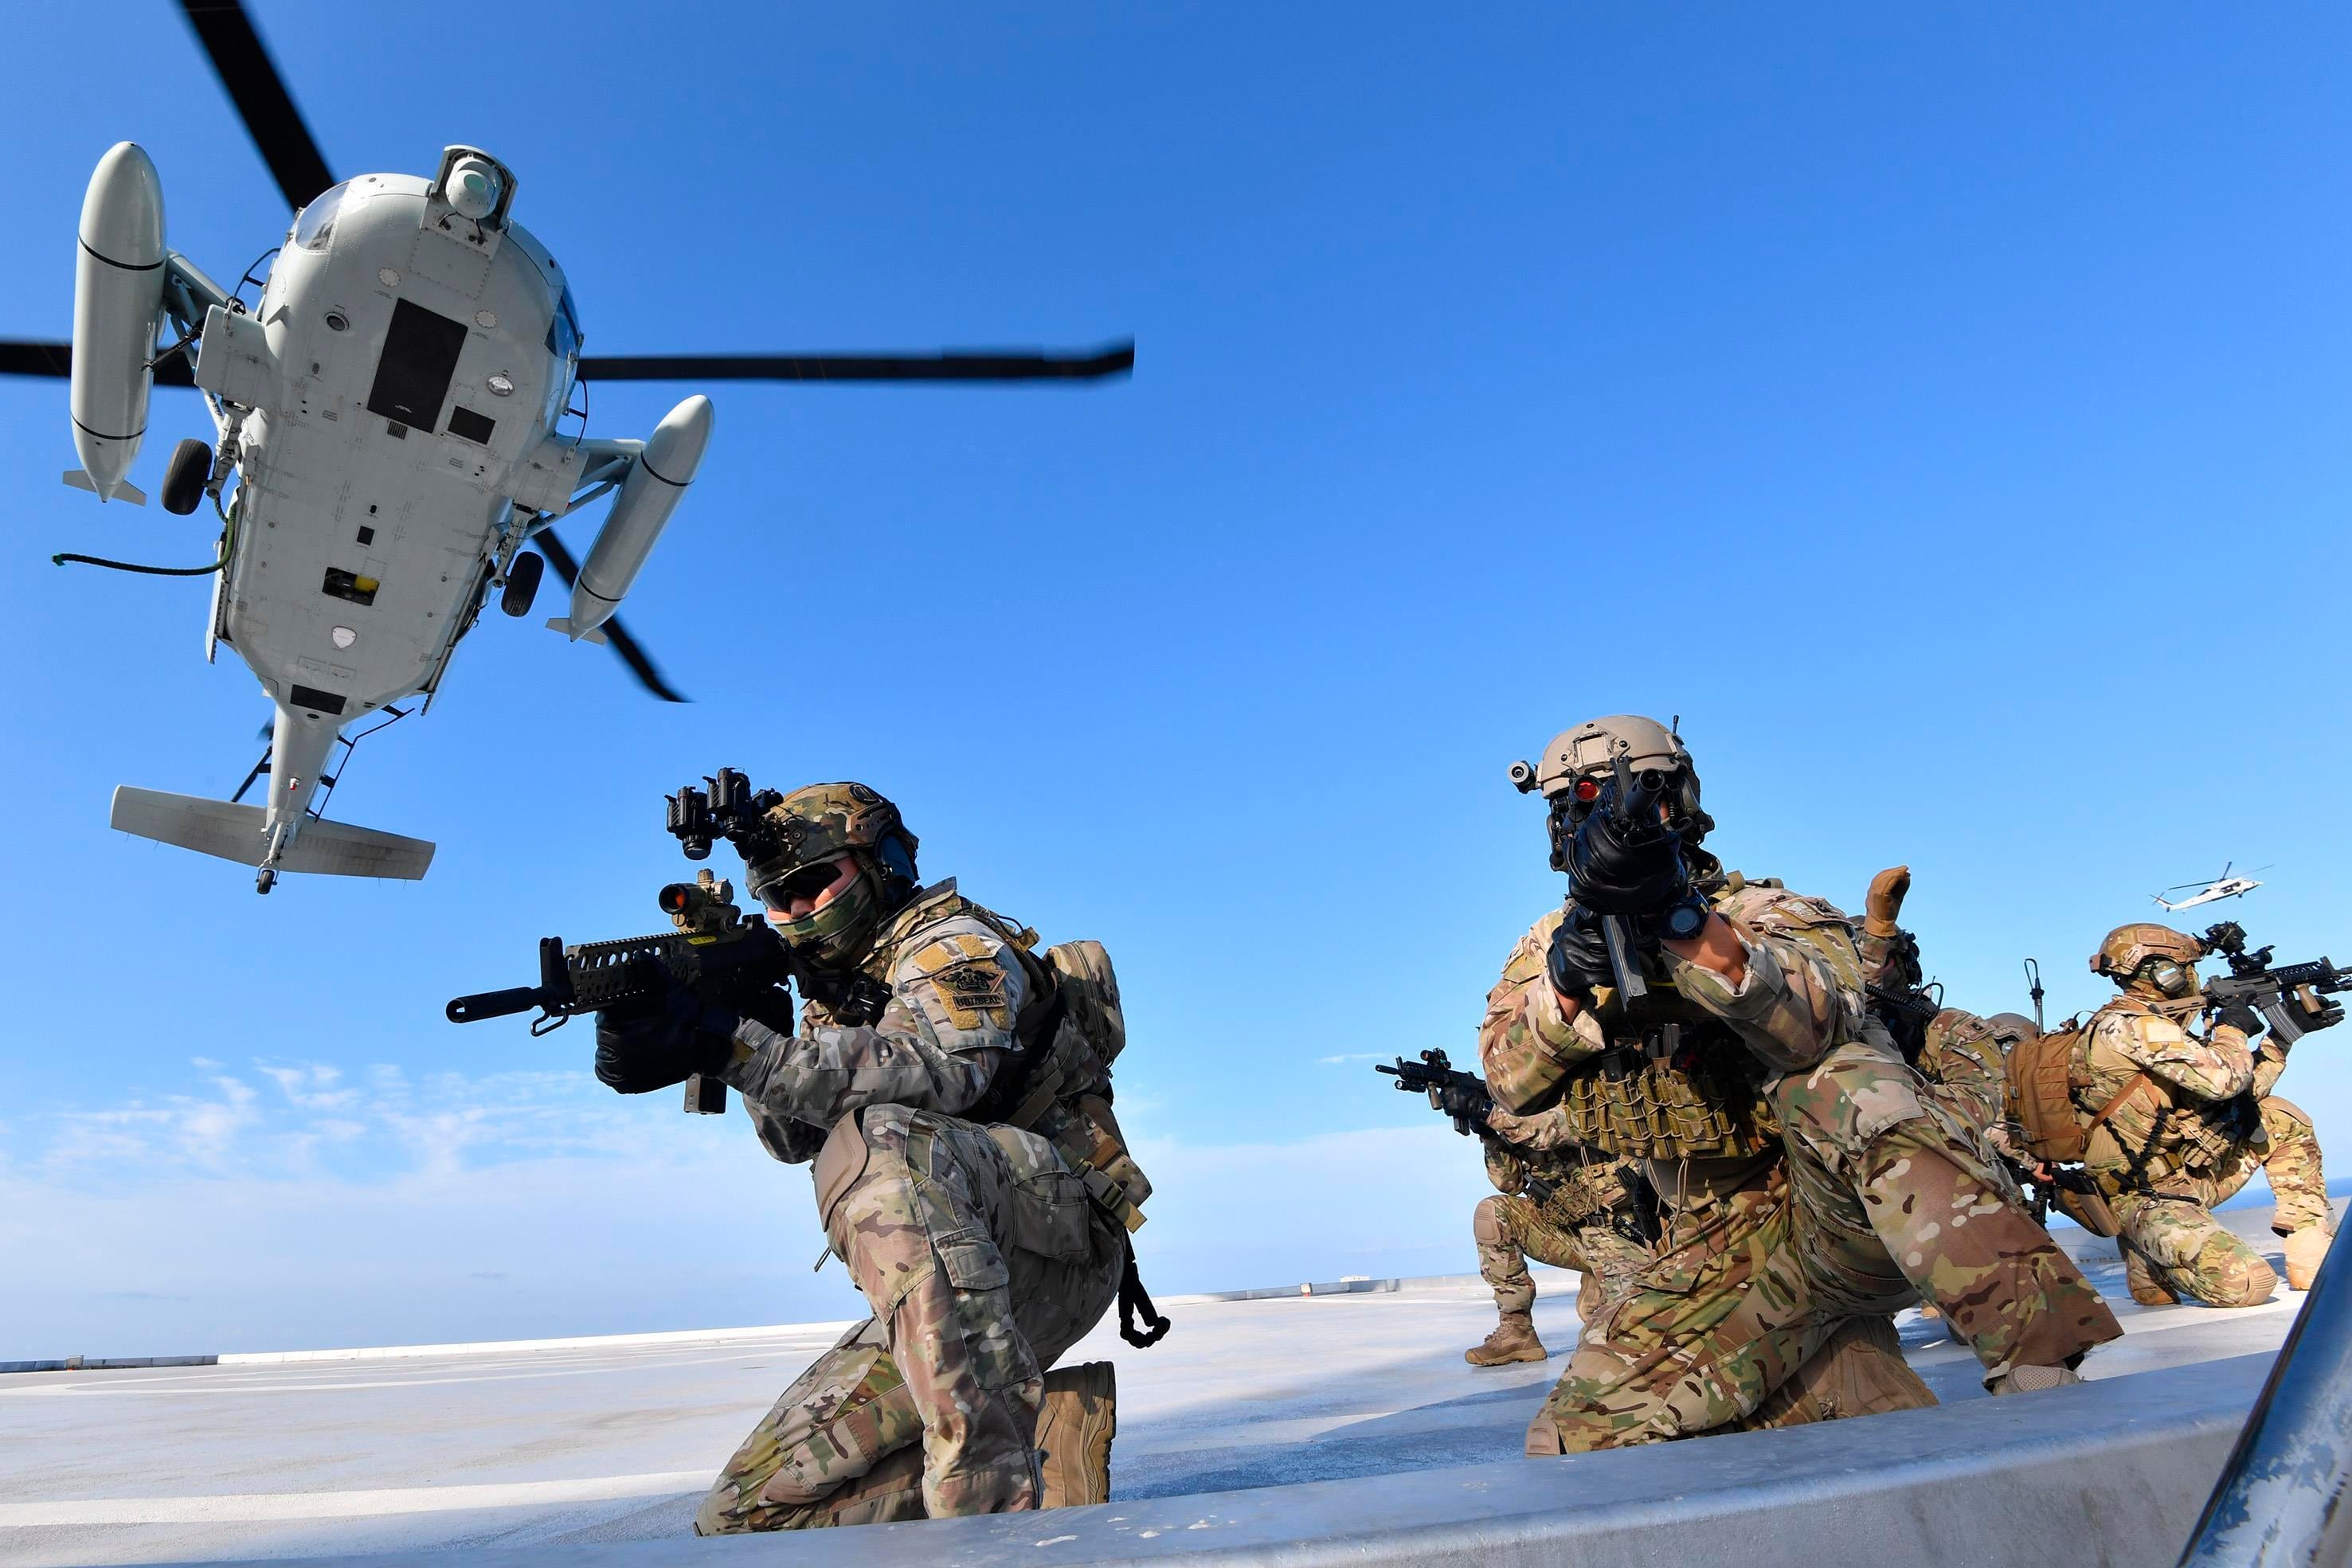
[695,1105,1125,1533]
[1475,1191,1651,1317]
[2112,1095,2333,1308]
[1529,1039,2121,1452]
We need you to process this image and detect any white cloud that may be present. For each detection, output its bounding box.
[1316,1052,1384,1064]
[0,1085,1499,1361]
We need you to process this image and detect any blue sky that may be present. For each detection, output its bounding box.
[2,2,2347,1355]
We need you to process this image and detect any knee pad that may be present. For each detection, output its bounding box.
[1473,1195,1509,1247]
[2194,1234,2278,1308]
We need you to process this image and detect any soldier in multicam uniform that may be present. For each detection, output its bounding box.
[1476,890,1940,1425]
[589,783,1154,1530]
[1482,716,2121,1453]
[2080,923,2334,1307]
[1462,1129,1654,1366]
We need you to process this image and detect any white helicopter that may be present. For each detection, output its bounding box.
[2152,862,2268,913]
[4,0,1132,894]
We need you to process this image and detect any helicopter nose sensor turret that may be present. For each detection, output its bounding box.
[445,154,503,221]
[67,142,166,503]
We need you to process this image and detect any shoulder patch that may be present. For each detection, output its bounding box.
[902,929,1016,1034]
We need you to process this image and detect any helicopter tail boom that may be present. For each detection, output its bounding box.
[111,787,434,883]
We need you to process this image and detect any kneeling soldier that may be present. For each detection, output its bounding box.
[589,782,1159,1529]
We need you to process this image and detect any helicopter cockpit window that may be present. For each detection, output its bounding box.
[545,285,582,363]
[293,182,353,252]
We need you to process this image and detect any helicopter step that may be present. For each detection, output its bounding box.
[110,786,434,886]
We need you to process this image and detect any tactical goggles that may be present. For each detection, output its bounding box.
[757,855,853,913]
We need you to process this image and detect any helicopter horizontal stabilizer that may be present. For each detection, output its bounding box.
[543,616,609,646]
[61,469,147,506]
[111,787,434,881]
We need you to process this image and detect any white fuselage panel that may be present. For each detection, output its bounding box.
[217,175,574,731]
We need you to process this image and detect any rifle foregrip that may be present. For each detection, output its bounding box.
[446,987,546,1024]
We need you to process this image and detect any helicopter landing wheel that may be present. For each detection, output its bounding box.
[500,550,545,617]
[161,438,213,516]
[256,867,276,895]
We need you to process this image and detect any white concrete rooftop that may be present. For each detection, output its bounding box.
[0,1207,2323,1567]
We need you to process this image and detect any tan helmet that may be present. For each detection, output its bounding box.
[1512,714,1712,870]
[1982,1012,2039,1048]
[2089,922,2204,980]
[1513,714,1692,800]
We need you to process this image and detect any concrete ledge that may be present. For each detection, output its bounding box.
[158,1353,2263,1568]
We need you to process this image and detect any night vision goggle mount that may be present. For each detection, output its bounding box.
[666,767,787,864]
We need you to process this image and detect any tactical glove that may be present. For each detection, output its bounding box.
[1546,903,1615,998]
[1567,802,1690,917]
[1864,865,1911,938]
[2213,1000,2265,1041]
[594,980,740,1095]
[1435,1080,1493,1127]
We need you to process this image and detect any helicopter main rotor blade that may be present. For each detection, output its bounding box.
[178,0,337,211]
[575,342,1135,384]
[0,340,198,388]
[531,528,687,704]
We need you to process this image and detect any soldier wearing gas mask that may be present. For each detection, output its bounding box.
[2082,923,2334,1306]
[1481,716,2120,1452]
[591,782,1156,1530]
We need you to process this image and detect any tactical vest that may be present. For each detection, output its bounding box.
[2073,997,2259,1195]
[1543,882,1784,1163]
[864,886,1154,1233]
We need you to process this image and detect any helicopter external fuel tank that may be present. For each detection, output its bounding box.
[68,143,167,502]
[551,395,713,642]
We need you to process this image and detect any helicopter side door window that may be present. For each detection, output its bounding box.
[365,299,469,432]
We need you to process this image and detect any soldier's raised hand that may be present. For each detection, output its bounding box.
[1865,865,1912,937]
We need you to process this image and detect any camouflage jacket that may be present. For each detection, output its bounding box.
[1477,878,1875,1160]
[1916,1007,2006,1135]
[2076,995,2284,1191]
[718,880,1040,1164]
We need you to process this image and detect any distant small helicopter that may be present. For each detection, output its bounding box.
[2,0,1132,894]
[2152,863,2268,913]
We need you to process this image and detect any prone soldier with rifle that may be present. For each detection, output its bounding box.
[1379,1050,1660,1364]
[448,773,1164,1531]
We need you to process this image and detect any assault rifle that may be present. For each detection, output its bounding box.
[1377,1048,1496,1136]
[2012,1159,2115,1236]
[1584,750,1669,1003]
[444,873,823,1115]
[2199,922,2351,1048]
[1378,1050,1557,1206]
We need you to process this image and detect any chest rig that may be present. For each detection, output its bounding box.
[1548,883,1782,1161]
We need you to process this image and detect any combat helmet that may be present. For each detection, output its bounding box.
[1983,1011,2040,1049]
[1511,714,1715,874]
[742,782,921,966]
[2091,922,2205,999]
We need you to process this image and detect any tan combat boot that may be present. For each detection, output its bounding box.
[1990,1364,2083,1396]
[1466,1311,1546,1367]
[2125,1253,2179,1306]
[2284,1227,2334,1291]
[1038,1361,1116,1508]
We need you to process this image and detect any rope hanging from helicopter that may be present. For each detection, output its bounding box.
[51,460,241,576]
